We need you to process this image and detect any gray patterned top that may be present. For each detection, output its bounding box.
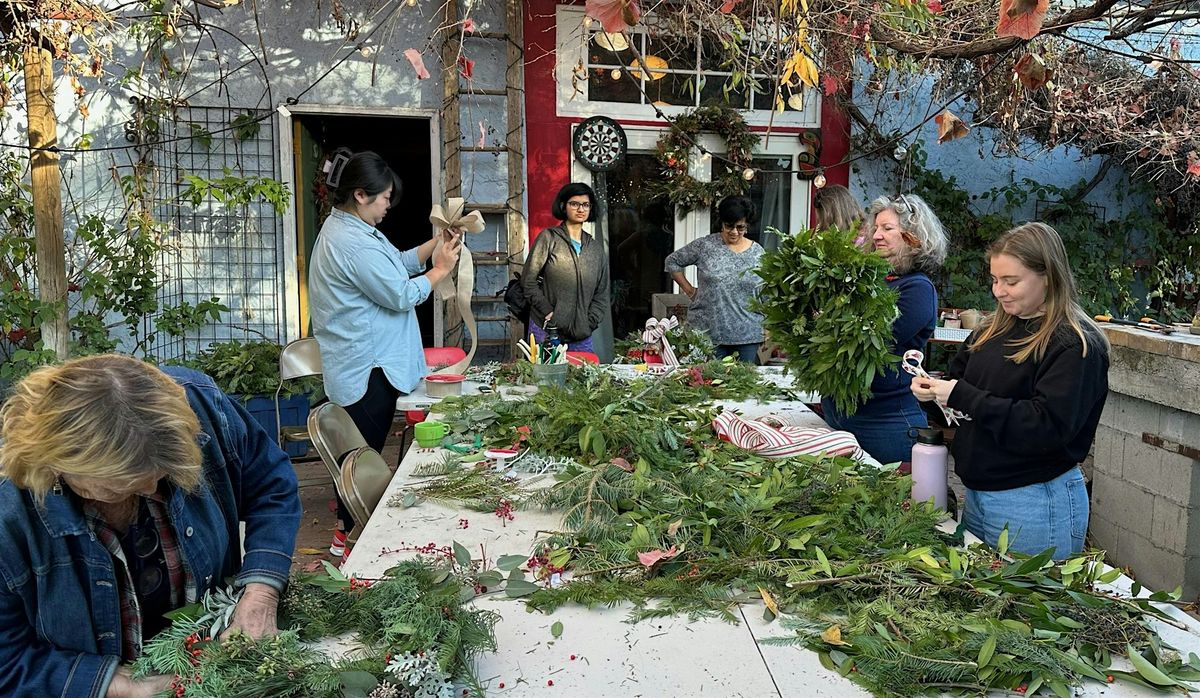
[664,234,765,345]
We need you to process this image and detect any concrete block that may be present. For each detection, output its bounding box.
[1118,396,1163,442]
[1151,496,1189,554]
[1123,437,1164,496]
[1099,393,1125,430]
[1117,528,1186,596]
[1087,512,1120,556]
[1158,451,1198,507]
[1158,409,1200,445]
[1092,426,1120,478]
[1106,475,1155,539]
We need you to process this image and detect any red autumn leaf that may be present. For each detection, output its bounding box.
[585,0,641,33]
[458,55,475,79]
[926,0,943,13]
[637,545,679,567]
[462,18,477,33]
[1014,53,1051,90]
[719,0,739,12]
[997,0,1048,41]
[610,457,634,472]
[821,73,842,97]
[1187,152,1200,178]
[403,48,431,80]
[934,109,970,144]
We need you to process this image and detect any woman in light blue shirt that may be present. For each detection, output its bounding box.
[308,149,461,550]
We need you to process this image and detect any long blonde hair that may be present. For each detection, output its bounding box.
[0,354,204,504]
[970,222,1109,363]
[814,185,863,232]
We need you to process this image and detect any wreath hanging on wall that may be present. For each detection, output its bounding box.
[652,106,760,212]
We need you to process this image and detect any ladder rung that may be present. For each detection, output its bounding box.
[476,338,512,346]
[475,315,511,322]
[471,294,503,302]
[473,258,510,266]
[461,145,507,153]
[468,31,508,41]
[466,203,508,212]
[459,88,507,97]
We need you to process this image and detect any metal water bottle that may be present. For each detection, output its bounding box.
[544,324,562,349]
[910,427,948,510]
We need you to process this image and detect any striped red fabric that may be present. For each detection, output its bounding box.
[712,410,864,459]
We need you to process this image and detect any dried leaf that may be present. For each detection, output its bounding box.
[1014,53,1051,90]
[934,109,970,144]
[462,18,477,33]
[719,0,739,12]
[296,547,325,555]
[820,73,841,97]
[636,545,679,567]
[403,48,431,80]
[759,587,779,615]
[821,625,848,646]
[458,55,475,79]
[667,519,683,536]
[611,456,634,472]
[997,0,1048,41]
[585,0,641,33]
[1187,152,1200,178]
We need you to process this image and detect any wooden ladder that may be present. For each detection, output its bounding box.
[438,0,526,362]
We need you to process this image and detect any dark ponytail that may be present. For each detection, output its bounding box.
[327,148,403,209]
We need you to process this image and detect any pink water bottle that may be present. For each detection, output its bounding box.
[910,428,948,510]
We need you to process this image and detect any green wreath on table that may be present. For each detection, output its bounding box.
[652,106,761,212]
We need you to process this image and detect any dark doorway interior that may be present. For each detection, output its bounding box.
[293,114,434,344]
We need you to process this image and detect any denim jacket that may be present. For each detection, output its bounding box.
[0,366,301,697]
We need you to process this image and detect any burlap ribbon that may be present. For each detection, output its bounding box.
[641,315,680,368]
[427,199,485,375]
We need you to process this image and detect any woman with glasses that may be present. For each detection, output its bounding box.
[911,223,1108,558]
[521,183,611,352]
[0,355,302,697]
[309,149,462,556]
[664,196,765,362]
[821,193,948,464]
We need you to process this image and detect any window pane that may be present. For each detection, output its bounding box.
[645,30,697,71]
[698,74,748,109]
[604,154,676,338]
[589,68,642,104]
[644,72,697,106]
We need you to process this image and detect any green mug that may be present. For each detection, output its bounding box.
[413,420,448,448]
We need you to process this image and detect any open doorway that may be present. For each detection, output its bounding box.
[291,113,434,343]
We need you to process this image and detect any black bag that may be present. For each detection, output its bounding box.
[504,273,531,324]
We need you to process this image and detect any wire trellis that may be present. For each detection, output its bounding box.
[153,106,287,362]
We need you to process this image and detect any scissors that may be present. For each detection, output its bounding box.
[901,350,969,426]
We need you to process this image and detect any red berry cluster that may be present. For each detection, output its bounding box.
[675,564,701,581]
[381,542,455,561]
[347,576,374,591]
[526,554,565,579]
[494,499,515,525]
[686,367,713,387]
[990,558,1004,571]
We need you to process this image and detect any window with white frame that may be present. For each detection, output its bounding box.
[555,5,820,127]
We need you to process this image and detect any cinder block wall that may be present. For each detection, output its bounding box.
[1089,329,1200,598]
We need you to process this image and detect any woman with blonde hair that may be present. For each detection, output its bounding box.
[813,184,864,234]
[820,193,948,464]
[0,354,301,697]
[912,222,1109,559]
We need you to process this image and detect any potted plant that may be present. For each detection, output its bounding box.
[175,340,322,457]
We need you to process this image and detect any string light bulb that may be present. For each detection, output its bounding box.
[610,68,621,80]
[893,144,908,161]
[814,173,827,189]
[742,167,756,181]
[406,0,417,6]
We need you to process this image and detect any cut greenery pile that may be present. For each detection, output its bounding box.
[753,226,900,415]
[412,366,1199,696]
[134,560,498,698]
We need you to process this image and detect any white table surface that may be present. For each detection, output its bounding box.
[360,374,1200,696]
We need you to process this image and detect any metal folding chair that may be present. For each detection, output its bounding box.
[275,338,323,472]
[337,446,393,546]
[307,402,368,489]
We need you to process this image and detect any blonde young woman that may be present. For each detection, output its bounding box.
[0,355,301,697]
[912,223,1109,559]
[813,184,864,234]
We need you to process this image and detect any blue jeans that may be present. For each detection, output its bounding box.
[964,468,1088,560]
[821,396,927,465]
[715,343,760,363]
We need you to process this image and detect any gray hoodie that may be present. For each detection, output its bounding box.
[521,225,610,342]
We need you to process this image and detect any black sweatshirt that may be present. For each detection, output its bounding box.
[924,317,1109,491]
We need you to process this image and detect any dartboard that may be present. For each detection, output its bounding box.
[572,116,627,172]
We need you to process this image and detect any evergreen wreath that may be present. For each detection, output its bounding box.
[753,226,900,415]
[652,106,760,212]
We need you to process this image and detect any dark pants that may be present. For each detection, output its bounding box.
[715,343,760,363]
[338,367,400,530]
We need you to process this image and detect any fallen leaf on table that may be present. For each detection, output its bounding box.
[759,587,780,615]
[821,625,849,646]
[637,546,679,567]
[296,547,325,555]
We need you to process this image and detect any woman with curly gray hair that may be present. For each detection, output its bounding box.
[820,193,949,465]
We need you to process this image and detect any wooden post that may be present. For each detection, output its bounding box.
[504,0,527,357]
[440,0,464,346]
[23,44,68,360]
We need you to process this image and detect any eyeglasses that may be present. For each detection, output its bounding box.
[566,201,592,210]
[723,223,749,233]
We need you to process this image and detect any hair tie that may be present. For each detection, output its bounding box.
[324,152,349,187]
